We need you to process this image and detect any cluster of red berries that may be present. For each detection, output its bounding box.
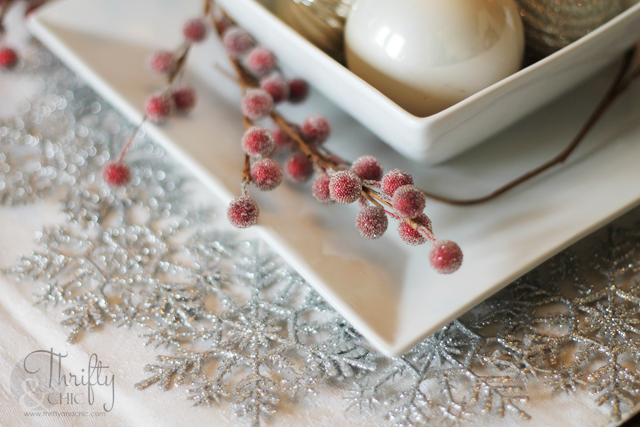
[222,25,309,114]
[144,18,208,123]
[322,160,462,273]
[102,18,207,188]
[224,25,319,228]
[372,168,462,274]
[227,112,329,227]
[220,23,462,274]
[233,118,463,273]
[94,7,462,274]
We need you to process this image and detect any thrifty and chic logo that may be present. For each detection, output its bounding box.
[10,349,115,412]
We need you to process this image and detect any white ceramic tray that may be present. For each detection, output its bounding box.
[219,0,640,164]
[28,0,640,356]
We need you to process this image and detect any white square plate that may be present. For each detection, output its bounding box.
[28,0,640,356]
[220,0,640,164]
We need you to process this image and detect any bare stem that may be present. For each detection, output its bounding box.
[241,116,252,191]
[117,118,146,163]
[0,0,18,37]
[270,112,338,170]
[419,48,637,206]
[241,154,251,195]
[168,44,191,84]
[208,1,256,190]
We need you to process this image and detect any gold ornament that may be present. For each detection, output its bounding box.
[274,0,355,61]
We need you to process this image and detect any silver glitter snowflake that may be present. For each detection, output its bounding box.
[136,246,376,426]
[485,226,640,421]
[350,319,529,426]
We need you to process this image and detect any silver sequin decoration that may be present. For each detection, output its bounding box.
[516,0,625,58]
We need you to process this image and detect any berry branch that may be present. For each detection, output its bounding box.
[0,0,17,32]
[206,1,463,274]
[102,16,208,187]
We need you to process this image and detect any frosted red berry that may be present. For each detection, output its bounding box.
[285,152,314,183]
[242,126,275,158]
[145,93,174,123]
[397,213,432,246]
[301,114,331,145]
[227,196,260,228]
[430,240,463,274]
[381,169,414,196]
[0,47,18,70]
[241,89,274,121]
[288,78,308,103]
[222,27,253,57]
[250,158,282,191]
[356,206,388,239]
[260,75,290,104]
[312,174,334,204]
[183,19,207,43]
[171,84,197,114]
[392,185,426,219]
[245,47,276,76]
[351,155,383,181]
[148,50,176,75]
[102,161,131,187]
[329,171,362,204]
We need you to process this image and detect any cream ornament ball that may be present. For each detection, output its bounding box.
[345,0,525,117]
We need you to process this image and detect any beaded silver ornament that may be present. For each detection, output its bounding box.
[516,0,625,58]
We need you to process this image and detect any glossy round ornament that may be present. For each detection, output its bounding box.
[345,0,525,117]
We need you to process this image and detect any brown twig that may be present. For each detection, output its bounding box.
[241,116,252,191]
[0,0,18,36]
[270,112,337,170]
[168,44,191,84]
[419,48,638,206]
[208,1,256,190]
